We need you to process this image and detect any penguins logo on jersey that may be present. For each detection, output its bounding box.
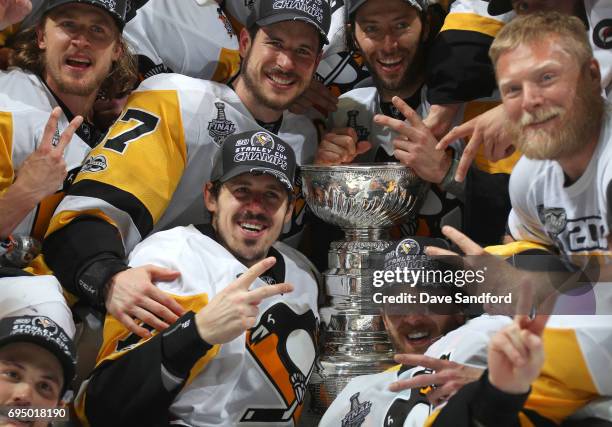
[593,19,612,49]
[241,303,317,424]
[208,102,236,145]
[396,238,421,257]
[251,131,275,150]
[346,110,370,141]
[537,205,567,236]
[341,392,372,427]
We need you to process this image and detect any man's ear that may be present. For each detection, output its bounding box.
[203,182,218,213]
[36,24,46,49]
[111,38,123,62]
[239,27,252,58]
[283,197,295,225]
[587,58,602,86]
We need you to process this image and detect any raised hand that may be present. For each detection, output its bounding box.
[435,104,515,182]
[314,127,371,165]
[195,257,294,345]
[374,97,451,184]
[389,353,484,406]
[105,265,185,338]
[289,79,338,115]
[488,311,549,394]
[14,107,83,202]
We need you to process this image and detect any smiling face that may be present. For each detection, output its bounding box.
[37,3,121,98]
[497,37,602,160]
[353,0,427,98]
[382,312,464,354]
[237,20,321,116]
[205,173,294,267]
[0,342,63,427]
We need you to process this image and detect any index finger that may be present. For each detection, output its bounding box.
[392,96,426,130]
[246,282,294,303]
[56,115,83,153]
[436,122,473,151]
[394,353,452,371]
[441,226,485,256]
[40,107,62,150]
[232,257,277,290]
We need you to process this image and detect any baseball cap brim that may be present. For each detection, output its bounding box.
[45,0,126,29]
[256,13,330,45]
[487,0,513,16]
[219,165,294,193]
[349,0,426,17]
[0,334,75,393]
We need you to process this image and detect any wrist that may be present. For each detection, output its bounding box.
[435,153,453,185]
[488,371,530,395]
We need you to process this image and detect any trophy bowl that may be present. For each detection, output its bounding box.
[300,163,428,230]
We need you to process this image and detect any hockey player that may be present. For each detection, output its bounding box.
[315,0,465,239]
[319,238,510,426]
[0,0,136,339]
[425,13,612,424]
[0,0,137,248]
[73,130,319,427]
[0,314,76,427]
[43,0,331,338]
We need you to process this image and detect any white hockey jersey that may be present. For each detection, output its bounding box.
[319,315,511,427]
[48,74,318,255]
[0,69,98,240]
[328,86,464,236]
[508,104,612,258]
[123,0,241,82]
[84,224,319,426]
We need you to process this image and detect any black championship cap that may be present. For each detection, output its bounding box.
[383,236,450,279]
[348,0,428,17]
[212,130,297,192]
[247,0,332,45]
[44,0,147,30]
[485,0,513,16]
[0,315,76,393]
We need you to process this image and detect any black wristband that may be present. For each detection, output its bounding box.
[161,311,213,379]
[473,372,531,426]
[77,255,129,309]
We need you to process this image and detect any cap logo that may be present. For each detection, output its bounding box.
[99,0,117,11]
[251,131,275,150]
[396,238,420,257]
[272,0,324,25]
[33,317,58,333]
[234,132,289,171]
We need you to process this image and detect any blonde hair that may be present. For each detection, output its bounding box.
[8,20,137,99]
[489,12,592,69]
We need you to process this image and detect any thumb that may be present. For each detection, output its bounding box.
[356,140,372,155]
[146,265,181,281]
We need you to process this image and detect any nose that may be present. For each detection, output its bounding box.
[381,33,399,54]
[70,26,92,48]
[276,50,296,72]
[244,192,267,212]
[521,82,544,113]
[10,382,34,405]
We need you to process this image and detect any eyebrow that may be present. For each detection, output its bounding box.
[498,60,561,86]
[1,360,61,386]
[0,360,25,370]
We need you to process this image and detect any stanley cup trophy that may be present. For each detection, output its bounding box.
[300,163,428,414]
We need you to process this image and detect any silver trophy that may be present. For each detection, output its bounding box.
[300,163,428,413]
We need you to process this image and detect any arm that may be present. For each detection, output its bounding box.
[44,86,188,325]
[78,257,293,427]
[0,108,82,238]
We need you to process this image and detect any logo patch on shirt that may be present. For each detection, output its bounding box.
[537,205,567,236]
[342,392,372,427]
[593,19,612,49]
[81,155,108,173]
[346,110,370,141]
[208,102,236,146]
